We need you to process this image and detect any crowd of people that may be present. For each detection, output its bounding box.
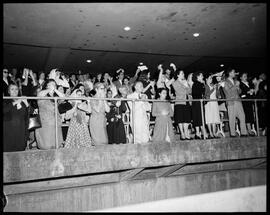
[3,63,267,152]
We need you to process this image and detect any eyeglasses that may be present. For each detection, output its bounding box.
[3,71,8,73]
[100,87,105,90]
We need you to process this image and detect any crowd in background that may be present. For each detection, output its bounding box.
[3,63,267,152]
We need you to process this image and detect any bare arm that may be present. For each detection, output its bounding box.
[29,70,37,86]
[21,69,29,86]
[130,68,140,84]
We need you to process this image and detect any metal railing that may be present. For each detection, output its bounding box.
[3,96,267,149]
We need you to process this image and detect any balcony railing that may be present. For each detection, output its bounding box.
[3,96,267,150]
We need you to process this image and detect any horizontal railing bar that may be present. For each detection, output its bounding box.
[2,96,267,102]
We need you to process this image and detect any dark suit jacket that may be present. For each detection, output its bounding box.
[3,80,9,96]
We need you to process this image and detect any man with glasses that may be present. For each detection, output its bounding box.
[3,68,11,96]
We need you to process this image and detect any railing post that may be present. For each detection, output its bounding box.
[54,98,59,149]
[254,99,260,137]
[200,99,206,140]
[132,99,135,144]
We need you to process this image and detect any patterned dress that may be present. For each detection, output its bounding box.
[64,108,92,148]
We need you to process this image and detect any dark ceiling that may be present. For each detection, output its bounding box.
[3,3,267,76]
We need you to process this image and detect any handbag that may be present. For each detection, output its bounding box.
[58,101,73,114]
[28,113,42,130]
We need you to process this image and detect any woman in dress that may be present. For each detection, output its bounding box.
[127,81,151,144]
[3,83,29,152]
[152,88,175,143]
[167,69,192,140]
[89,83,110,145]
[64,89,92,148]
[204,74,221,138]
[35,79,65,149]
[192,71,206,139]
[106,89,127,144]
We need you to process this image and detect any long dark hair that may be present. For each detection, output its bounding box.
[138,70,150,83]
[192,71,203,82]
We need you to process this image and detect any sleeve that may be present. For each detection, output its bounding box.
[3,100,14,115]
[192,84,199,98]
[169,103,173,117]
[239,83,246,98]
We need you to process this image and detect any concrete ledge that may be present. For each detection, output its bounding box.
[3,137,266,183]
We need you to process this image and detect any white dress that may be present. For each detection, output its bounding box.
[127,92,151,144]
[205,86,221,124]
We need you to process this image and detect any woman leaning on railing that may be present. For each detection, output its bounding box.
[35,79,65,149]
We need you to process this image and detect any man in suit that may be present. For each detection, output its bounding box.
[223,68,247,137]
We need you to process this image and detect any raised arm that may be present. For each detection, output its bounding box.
[142,81,155,93]
[29,70,37,86]
[130,68,140,85]
[21,68,29,86]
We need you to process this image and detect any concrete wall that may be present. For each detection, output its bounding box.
[3,137,267,212]
[97,185,266,212]
[4,169,266,212]
[3,137,266,183]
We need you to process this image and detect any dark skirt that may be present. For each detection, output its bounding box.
[242,101,255,124]
[174,104,191,124]
[192,101,203,127]
[107,120,126,144]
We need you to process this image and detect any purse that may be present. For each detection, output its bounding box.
[28,113,42,130]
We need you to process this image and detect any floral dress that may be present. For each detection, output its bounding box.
[64,104,92,148]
